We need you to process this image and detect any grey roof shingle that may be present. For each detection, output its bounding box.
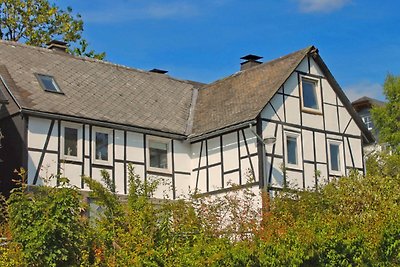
[191,46,313,137]
[0,41,372,143]
[0,40,196,135]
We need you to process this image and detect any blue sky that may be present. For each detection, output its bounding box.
[56,0,400,101]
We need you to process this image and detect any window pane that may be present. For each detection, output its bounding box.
[286,136,297,165]
[64,127,78,157]
[150,141,168,169]
[330,144,340,171]
[302,79,319,109]
[95,132,108,161]
[37,74,60,92]
[362,115,373,130]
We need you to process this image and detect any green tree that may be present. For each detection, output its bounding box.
[0,0,105,59]
[371,74,400,152]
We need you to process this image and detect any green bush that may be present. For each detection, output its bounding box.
[2,155,400,266]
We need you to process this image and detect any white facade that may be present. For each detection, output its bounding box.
[189,57,364,196]
[26,117,193,199]
[23,57,365,199]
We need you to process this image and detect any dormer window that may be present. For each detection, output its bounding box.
[35,74,62,93]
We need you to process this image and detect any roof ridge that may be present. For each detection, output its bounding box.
[199,45,314,90]
[0,39,201,86]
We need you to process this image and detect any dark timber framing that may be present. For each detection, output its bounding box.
[11,48,370,199]
[171,140,176,199]
[257,64,364,192]
[33,119,55,185]
[192,127,258,194]
[123,130,127,194]
[81,124,85,188]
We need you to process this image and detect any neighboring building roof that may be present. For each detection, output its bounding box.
[191,46,314,136]
[0,40,196,136]
[351,96,385,112]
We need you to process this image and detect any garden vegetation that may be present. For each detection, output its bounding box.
[0,155,400,266]
[1,74,400,266]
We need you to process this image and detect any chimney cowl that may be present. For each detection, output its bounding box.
[149,68,168,74]
[46,40,68,53]
[240,54,263,71]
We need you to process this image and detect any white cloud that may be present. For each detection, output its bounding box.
[82,1,223,23]
[141,2,200,19]
[343,81,383,102]
[296,0,351,13]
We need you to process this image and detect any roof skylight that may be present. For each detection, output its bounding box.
[36,74,62,93]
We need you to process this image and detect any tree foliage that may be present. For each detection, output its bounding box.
[371,74,400,152]
[1,159,400,266]
[0,0,105,59]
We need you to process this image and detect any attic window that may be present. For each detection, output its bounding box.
[300,76,321,113]
[35,74,62,93]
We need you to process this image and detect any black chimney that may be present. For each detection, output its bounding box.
[46,40,68,53]
[149,68,168,74]
[240,54,263,71]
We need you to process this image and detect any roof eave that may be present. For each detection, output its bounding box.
[188,119,257,142]
[21,108,188,140]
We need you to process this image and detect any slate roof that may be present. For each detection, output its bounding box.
[191,46,314,136]
[0,40,373,143]
[0,40,196,135]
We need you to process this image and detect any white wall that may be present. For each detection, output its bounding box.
[26,116,192,199]
[190,127,259,195]
[25,56,365,199]
[259,56,364,190]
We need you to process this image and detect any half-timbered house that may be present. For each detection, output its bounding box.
[0,40,373,199]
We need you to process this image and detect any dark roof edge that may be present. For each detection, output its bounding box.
[21,109,187,140]
[0,74,21,109]
[185,88,199,135]
[312,54,375,144]
[188,119,257,143]
[190,46,315,137]
[200,46,314,91]
[256,46,316,121]
[0,90,8,104]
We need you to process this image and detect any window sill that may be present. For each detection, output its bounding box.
[301,107,322,115]
[147,167,172,176]
[285,163,302,171]
[329,170,344,176]
[60,156,82,162]
[92,158,112,166]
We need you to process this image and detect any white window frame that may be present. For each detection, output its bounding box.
[146,136,172,174]
[60,122,82,162]
[300,75,322,114]
[92,127,113,165]
[361,115,373,130]
[35,73,63,93]
[328,140,344,176]
[284,131,301,169]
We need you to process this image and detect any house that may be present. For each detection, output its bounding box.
[351,96,385,139]
[352,96,385,153]
[0,40,373,199]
